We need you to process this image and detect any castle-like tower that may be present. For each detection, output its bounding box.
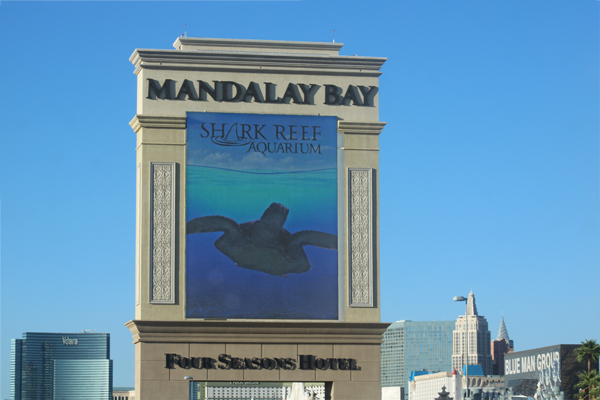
[452,292,493,375]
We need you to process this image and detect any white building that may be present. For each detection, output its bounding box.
[382,387,403,400]
[113,387,135,400]
[407,370,504,400]
[452,292,493,375]
[408,371,462,400]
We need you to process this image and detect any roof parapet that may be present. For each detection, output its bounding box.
[173,37,343,56]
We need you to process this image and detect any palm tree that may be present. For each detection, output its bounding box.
[576,340,600,374]
[576,370,600,400]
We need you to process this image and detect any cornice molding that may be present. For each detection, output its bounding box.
[130,115,187,133]
[338,121,386,135]
[129,117,385,137]
[130,49,386,77]
[125,320,390,344]
[136,65,383,78]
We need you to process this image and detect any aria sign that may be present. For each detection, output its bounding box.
[165,354,360,372]
[147,79,378,107]
[62,337,79,345]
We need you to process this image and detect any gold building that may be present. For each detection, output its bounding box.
[127,37,388,400]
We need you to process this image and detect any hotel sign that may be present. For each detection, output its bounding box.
[62,337,79,345]
[147,79,378,106]
[165,353,360,371]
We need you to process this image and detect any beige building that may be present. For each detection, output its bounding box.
[126,37,388,400]
[452,292,493,375]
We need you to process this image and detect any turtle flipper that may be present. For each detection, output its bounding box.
[289,230,337,250]
[186,216,244,242]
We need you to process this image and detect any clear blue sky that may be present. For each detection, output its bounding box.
[1,0,598,397]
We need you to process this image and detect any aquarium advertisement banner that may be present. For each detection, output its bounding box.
[185,112,338,319]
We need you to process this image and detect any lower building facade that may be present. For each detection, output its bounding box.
[127,320,387,400]
[190,381,325,400]
[10,332,112,400]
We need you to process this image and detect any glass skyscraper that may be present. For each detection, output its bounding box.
[381,320,456,400]
[10,332,112,400]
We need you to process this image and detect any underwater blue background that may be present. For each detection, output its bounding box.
[186,113,338,319]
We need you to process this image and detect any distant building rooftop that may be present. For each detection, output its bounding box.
[463,365,484,376]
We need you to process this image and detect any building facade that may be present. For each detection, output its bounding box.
[10,332,112,400]
[407,371,462,400]
[127,37,388,400]
[408,371,504,400]
[113,387,135,400]
[452,292,492,375]
[190,381,325,400]
[381,320,456,399]
[491,339,510,376]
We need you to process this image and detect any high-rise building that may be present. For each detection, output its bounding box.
[128,37,388,400]
[452,292,492,375]
[10,332,112,400]
[491,315,513,375]
[381,320,456,399]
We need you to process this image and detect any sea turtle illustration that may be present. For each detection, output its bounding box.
[186,203,337,277]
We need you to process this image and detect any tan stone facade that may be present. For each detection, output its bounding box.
[127,37,388,400]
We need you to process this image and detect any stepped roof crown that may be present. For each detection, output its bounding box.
[466,291,478,316]
[497,315,510,341]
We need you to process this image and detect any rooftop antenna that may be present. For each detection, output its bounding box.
[184,24,187,38]
[333,29,335,43]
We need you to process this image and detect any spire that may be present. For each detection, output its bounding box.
[497,315,510,341]
[466,291,478,316]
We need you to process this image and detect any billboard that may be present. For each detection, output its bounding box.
[505,346,561,400]
[185,112,338,319]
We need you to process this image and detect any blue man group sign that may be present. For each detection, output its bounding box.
[186,112,338,319]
